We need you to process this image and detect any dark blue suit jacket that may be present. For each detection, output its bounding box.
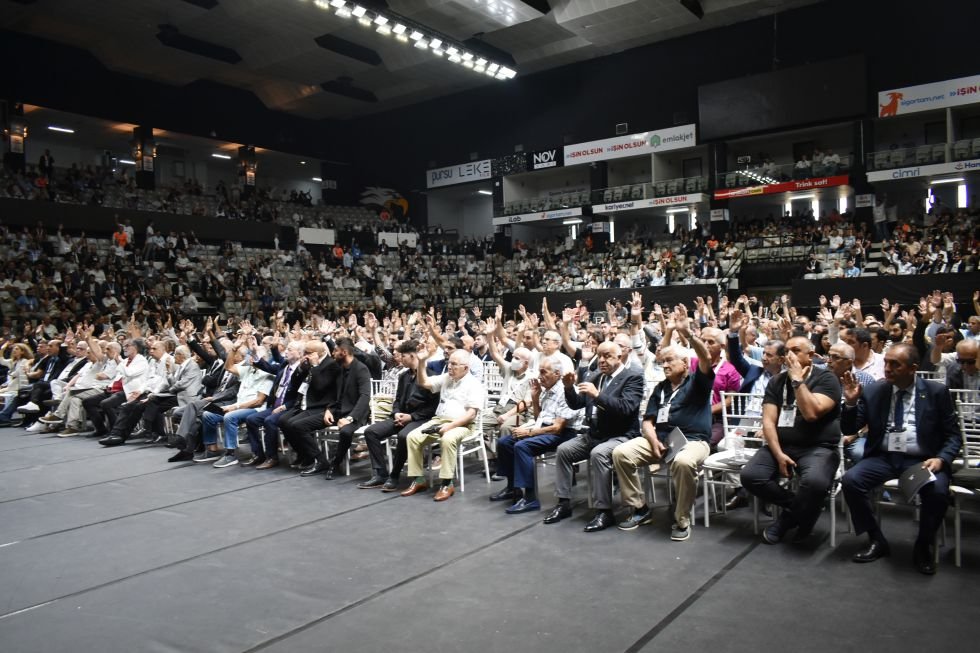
[565,366,644,440]
[727,333,765,393]
[841,377,961,469]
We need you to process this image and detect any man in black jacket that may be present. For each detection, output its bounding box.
[323,338,372,478]
[278,341,340,477]
[543,341,645,532]
[358,339,438,491]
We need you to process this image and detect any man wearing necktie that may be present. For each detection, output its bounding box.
[244,340,306,469]
[543,341,644,532]
[841,344,962,574]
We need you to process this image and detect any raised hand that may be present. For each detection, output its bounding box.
[841,370,862,405]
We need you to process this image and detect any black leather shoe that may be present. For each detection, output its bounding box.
[543,503,573,524]
[381,478,400,492]
[166,435,185,449]
[725,494,748,511]
[150,434,168,445]
[358,475,388,489]
[130,428,149,440]
[489,488,517,502]
[853,539,891,563]
[99,434,126,447]
[290,458,312,470]
[241,455,264,466]
[584,511,615,533]
[168,450,194,462]
[300,460,327,477]
[913,541,936,575]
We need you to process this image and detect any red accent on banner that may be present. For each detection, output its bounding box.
[713,175,849,200]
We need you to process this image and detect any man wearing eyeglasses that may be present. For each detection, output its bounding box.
[931,333,978,393]
[825,342,876,463]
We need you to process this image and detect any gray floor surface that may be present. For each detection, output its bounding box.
[0,426,978,653]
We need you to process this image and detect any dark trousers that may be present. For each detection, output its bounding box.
[843,452,950,543]
[143,395,178,435]
[28,380,53,405]
[497,432,570,490]
[107,396,147,439]
[363,418,427,479]
[740,443,840,532]
[279,407,327,465]
[245,407,285,459]
[82,390,115,434]
[328,416,365,468]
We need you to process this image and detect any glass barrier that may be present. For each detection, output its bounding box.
[715,156,851,189]
[497,190,591,216]
[865,144,947,171]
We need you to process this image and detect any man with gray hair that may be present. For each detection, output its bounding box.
[141,344,203,444]
[825,341,875,463]
[489,355,583,513]
[402,348,486,502]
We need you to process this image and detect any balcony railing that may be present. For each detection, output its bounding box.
[716,157,851,189]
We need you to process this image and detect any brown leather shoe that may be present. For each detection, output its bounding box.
[400,481,429,497]
[256,459,279,470]
[433,485,455,502]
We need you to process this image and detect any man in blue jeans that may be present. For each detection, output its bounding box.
[490,356,584,513]
[244,340,306,469]
[199,334,273,468]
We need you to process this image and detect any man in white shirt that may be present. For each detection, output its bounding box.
[841,327,885,380]
[401,349,486,502]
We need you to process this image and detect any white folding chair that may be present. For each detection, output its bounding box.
[701,392,764,528]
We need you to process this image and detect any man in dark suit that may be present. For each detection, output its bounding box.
[244,340,306,469]
[543,341,644,532]
[841,343,962,574]
[278,341,340,477]
[322,338,372,478]
[358,339,438,491]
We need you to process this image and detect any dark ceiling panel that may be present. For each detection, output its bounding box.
[314,33,382,67]
[179,0,219,9]
[321,77,378,103]
[156,24,242,64]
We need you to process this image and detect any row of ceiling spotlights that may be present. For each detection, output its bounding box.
[311,0,517,79]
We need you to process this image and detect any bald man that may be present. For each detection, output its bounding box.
[740,336,842,545]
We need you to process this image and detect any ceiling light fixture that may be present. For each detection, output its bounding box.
[478,189,493,195]
[211,153,232,160]
[305,1,517,80]
[930,177,965,185]
[47,125,75,134]
[119,159,136,165]
[313,177,323,182]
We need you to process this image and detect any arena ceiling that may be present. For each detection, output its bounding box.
[2,0,819,120]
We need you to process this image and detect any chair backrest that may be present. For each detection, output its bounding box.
[916,370,939,381]
[954,395,980,467]
[720,391,765,445]
[369,377,399,422]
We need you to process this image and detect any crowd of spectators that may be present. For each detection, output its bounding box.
[1,283,976,571]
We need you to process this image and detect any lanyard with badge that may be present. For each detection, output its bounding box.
[886,390,912,452]
[778,376,797,427]
[656,382,682,425]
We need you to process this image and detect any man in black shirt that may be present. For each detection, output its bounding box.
[740,336,841,544]
[358,340,438,491]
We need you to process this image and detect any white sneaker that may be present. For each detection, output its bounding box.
[26,421,50,433]
[19,402,41,413]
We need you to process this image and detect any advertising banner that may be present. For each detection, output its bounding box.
[713,175,849,199]
[878,74,980,118]
[563,124,697,165]
[427,159,492,188]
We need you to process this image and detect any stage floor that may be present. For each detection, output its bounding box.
[0,427,977,653]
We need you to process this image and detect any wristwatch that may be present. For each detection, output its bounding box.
[790,379,803,389]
